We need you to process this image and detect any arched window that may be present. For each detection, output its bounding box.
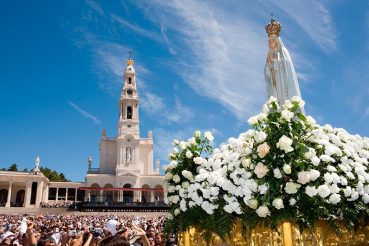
[128,77,132,84]
[127,106,132,119]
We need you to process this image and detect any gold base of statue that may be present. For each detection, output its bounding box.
[178,221,369,246]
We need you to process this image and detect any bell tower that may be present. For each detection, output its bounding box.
[118,55,140,139]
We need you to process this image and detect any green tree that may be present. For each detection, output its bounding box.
[39,167,70,182]
[23,168,29,172]
[8,163,18,171]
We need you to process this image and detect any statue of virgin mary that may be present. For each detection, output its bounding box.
[264,18,304,113]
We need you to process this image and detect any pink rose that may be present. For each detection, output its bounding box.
[257,143,270,158]
[254,162,269,178]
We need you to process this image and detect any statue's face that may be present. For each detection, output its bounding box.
[268,37,278,50]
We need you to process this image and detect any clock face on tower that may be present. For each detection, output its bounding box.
[127,90,133,95]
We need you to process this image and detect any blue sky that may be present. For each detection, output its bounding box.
[0,1,368,181]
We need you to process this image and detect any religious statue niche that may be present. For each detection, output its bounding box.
[127,106,132,119]
[264,17,304,113]
[125,147,132,166]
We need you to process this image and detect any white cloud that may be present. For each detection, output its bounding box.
[110,14,163,43]
[140,92,166,117]
[86,0,104,16]
[264,0,336,52]
[141,93,194,124]
[68,101,101,124]
[135,0,267,121]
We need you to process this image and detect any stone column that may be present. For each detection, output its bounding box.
[42,185,48,203]
[138,191,142,203]
[65,188,68,201]
[88,190,91,202]
[35,181,43,208]
[24,181,32,208]
[163,188,168,203]
[150,191,154,202]
[5,181,12,207]
[55,187,59,201]
[99,190,103,202]
[74,188,78,202]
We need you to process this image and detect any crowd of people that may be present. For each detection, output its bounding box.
[0,214,177,246]
[39,202,74,209]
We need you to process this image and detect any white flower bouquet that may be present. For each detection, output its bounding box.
[164,96,369,241]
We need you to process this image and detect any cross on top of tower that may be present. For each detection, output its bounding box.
[127,50,134,65]
[128,50,134,59]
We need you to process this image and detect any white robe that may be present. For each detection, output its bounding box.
[264,37,304,113]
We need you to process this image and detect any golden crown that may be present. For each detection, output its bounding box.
[265,18,282,37]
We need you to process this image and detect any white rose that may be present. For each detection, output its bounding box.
[181,170,193,180]
[276,135,294,153]
[309,169,320,181]
[281,109,294,121]
[306,116,316,126]
[289,198,296,206]
[273,168,282,179]
[304,148,316,160]
[329,193,341,204]
[297,171,311,185]
[285,182,300,194]
[173,175,181,183]
[254,162,269,178]
[179,141,187,150]
[283,164,292,174]
[324,173,333,184]
[362,194,369,204]
[241,158,251,168]
[256,205,271,217]
[194,130,201,138]
[187,137,197,146]
[172,139,179,146]
[247,199,258,209]
[255,131,267,143]
[257,113,267,121]
[284,100,293,109]
[162,165,169,172]
[311,156,321,166]
[174,208,180,215]
[317,184,331,198]
[182,181,190,189]
[258,184,268,194]
[171,195,180,204]
[164,173,173,180]
[272,198,284,209]
[193,157,204,165]
[291,96,305,108]
[257,143,270,158]
[204,131,214,141]
[305,186,318,197]
[185,150,193,158]
[168,185,176,193]
[166,213,173,220]
[247,116,258,125]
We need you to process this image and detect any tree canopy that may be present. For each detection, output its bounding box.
[2,163,69,182]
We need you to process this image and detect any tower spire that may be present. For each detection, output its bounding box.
[118,54,140,139]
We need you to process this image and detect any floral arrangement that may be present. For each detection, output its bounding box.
[163,96,369,240]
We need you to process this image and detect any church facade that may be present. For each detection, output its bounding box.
[0,58,165,208]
